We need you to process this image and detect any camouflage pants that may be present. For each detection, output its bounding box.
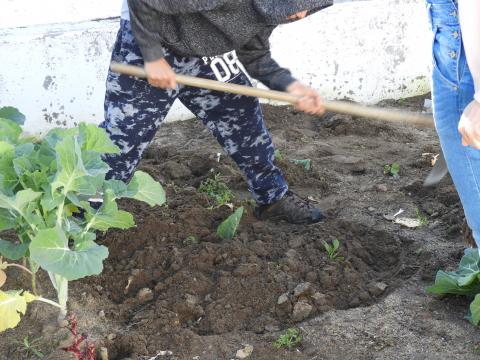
[100,20,288,205]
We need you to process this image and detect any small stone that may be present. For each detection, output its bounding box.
[276,293,292,315]
[155,282,166,292]
[293,282,313,298]
[107,333,117,341]
[234,263,260,277]
[368,282,388,296]
[288,236,304,249]
[375,184,388,192]
[277,293,290,306]
[312,292,328,307]
[305,271,317,283]
[286,249,298,258]
[265,324,281,332]
[368,207,376,212]
[137,288,154,303]
[95,285,104,292]
[236,344,254,359]
[292,300,313,322]
[98,310,105,318]
[185,294,198,307]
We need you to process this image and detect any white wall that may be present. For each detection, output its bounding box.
[0,0,431,135]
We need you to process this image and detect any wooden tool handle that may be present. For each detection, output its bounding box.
[110,62,434,128]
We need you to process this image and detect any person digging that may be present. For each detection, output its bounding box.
[99,0,333,224]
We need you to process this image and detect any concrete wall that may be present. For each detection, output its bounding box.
[0,0,431,135]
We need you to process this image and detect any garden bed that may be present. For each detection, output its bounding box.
[2,99,479,359]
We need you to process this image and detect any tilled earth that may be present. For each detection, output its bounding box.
[2,99,480,360]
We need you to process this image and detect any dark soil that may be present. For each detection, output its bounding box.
[2,99,479,360]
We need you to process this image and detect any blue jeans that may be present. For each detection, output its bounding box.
[426,0,480,245]
[100,20,288,205]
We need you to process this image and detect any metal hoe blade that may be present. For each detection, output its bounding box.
[423,152,449,187]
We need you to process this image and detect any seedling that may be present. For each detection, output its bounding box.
[289,159,312,171]
[198,173,234,208]
[323,239,344,261]
[415,208,429,227]
[0,107,166,332]
[383,163,400,177]
[217,207,244,240]
[61,313,96,360]
[428,248,480,326]
[14,336,44,359]
[274,328,302,350]
[274,149,284,161]
[184,235,198,245]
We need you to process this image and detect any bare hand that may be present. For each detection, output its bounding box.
[286,81,325,115]
[459,100,480,149]
[144,58,177,89]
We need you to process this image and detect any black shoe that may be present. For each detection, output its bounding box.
[254,191,323,224]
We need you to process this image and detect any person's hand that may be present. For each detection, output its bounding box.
[459,99,480,149]
[286,81,325,115]
[144,58,177,89]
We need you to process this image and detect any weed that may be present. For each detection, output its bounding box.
[289,159,312,171]
[415,208,429,227]
[217,207,244,240]
[274,328,302,349]
[383,163,400,177]
[323,239,344,261]
[14,336,44,359]
[198,173,234,207]
[61,314,95,360]
[274,149,284,161]
[184,235,198,245]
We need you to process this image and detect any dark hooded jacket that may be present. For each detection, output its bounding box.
[127,0,333,90]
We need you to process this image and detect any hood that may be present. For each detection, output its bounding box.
[253,0,333,24]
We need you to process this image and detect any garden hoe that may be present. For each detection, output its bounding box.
[110,62,448,186]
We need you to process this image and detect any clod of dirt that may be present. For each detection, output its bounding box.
[162,160,192,180]
[136,288,154,303]
[293,282,314,298]
[236,344,254,359]
[292,300,313,322]
[376,184,388,192]
[276,293,293,316]
[312,292,329,308]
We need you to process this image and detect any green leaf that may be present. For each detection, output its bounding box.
[0,107,26,125]
[217,207,244,240]
[82,151,110,176]
[0,118,22,143]
[0,189,42,216]
[0,141,17,193]
[79,123,119,154]
[43,128,78,149]
[0,240,29,261]
[390,163,400,175]
[333,239,340,252]
[104,179,128,197]
[51,136,87,194]
[13,156,35,177]
[0,209,15,231]
[0,141,14,155]
[14,143,34,157]
[30,227,109,281]
[289,159,312,171]
[85,190,134,231]
[126,171,166,207]
[0,290,36,332]
[470,294,480,326]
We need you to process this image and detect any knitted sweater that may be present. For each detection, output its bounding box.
[126,0,332,90]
